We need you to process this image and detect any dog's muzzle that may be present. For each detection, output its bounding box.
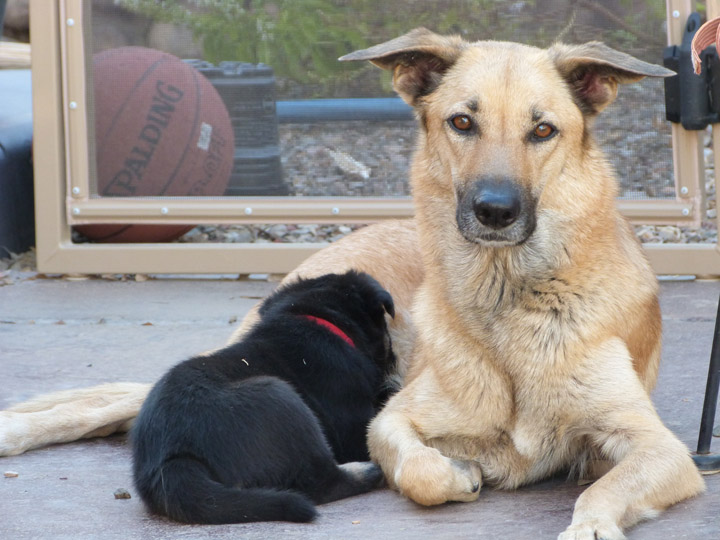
[456,177,537,246]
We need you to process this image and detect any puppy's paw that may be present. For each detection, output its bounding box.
[558,520,626,540]
[339,461,386,488]
[395,447,482,506]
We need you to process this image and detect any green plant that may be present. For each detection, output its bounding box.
[117,0,668,95]
[118,0,367,84]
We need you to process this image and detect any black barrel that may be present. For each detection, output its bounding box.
[188,60,289,196]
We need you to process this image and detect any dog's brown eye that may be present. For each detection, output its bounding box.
[533,123,555,140]
[450,115,473,132]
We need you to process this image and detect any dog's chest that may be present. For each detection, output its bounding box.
[468,280,595,482]
[446,387,580,489]
[474,275,598,358]
[508,388,580,480]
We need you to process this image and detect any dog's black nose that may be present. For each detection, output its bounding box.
[472,180,522,229]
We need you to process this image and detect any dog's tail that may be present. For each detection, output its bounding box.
[138,456,317,524]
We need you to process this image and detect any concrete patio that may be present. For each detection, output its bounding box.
[1,271,719,539]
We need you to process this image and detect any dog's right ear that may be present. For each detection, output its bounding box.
[339,28,465,106]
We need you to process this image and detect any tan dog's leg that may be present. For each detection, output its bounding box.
[558,339,705,540]
[368,369,483,506]
[0,383,150,456]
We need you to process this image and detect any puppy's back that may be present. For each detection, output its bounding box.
[132,372,322,523]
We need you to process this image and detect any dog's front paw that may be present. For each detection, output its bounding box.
[558,520,626,540]
[395,447,482,506]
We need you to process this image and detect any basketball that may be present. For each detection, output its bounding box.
[75,47,234,243]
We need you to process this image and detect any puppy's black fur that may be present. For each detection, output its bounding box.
[131,271,396,524]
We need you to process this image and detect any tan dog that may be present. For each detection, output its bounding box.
[0,28,704,539]
[338,29,705,540]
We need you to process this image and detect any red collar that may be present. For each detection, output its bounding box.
[302,315,355,348]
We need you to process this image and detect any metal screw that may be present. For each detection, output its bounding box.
[71,187,81,195]
[673,10,680,18]
[69,101,78,110]
[244,207,253,215]
[160,207,169,215]
[682,208,690,216]
[66,18,75,26]
[331,207,340,215]
[72,207,80,215]
[680,186,689,195]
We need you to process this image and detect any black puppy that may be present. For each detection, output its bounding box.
[131,271,396,524]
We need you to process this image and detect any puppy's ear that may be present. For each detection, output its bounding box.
[355,271,395,319]
[340,27,465,105]
[549,42,674,115]
[377,289,395,319]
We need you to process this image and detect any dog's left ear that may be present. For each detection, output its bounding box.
[550,42,675,115]
[339,27,465,106]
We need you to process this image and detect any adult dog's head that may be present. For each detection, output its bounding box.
[341,29,672,248]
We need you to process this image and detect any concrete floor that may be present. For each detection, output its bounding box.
[1,274,719,539]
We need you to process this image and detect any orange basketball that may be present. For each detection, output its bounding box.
[75,47,234,243]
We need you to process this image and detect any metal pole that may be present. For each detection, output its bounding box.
[697,296,720,453]
[276,98,413,124]
[692,294,720,471]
